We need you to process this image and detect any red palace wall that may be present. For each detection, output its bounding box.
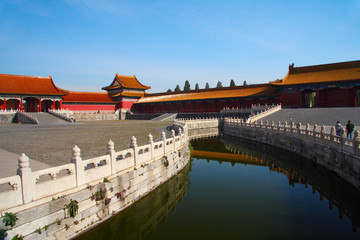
[62,103,116,111]
[119,100,135,110]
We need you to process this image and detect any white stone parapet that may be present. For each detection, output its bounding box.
[223,118,360,156]
[49,109,74,122]
[0,128,188,213]
[246,104,281,123]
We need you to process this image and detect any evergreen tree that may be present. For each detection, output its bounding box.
[230,79,236,87]
[167,89,172,93]
[174,85,181,92]
[216,81,223,88]
[205,82,210,89]
[243,80,248,86]
[184,80,191,91]
[195,83,199,90]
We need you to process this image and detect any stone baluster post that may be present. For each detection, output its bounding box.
[305,123,310,137]
[320,125,326,142]
[330,127,336,146]
[353,130,360,155]
[340,128,346,150]
[148,133,154,160]
[178,128,183,145]
[17,153,33,204]
[107,140,116,175]
[130,136,138,166]
[291,121,295,134]
[313,124,318,140]
[171,129,176,151]
[271,121,275,130]
[71,145,84,187]
[162,131,167,154]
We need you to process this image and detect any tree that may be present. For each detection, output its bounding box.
[216,81,223,88]
[205,82,210,89]
[230,79,236,87]
[195,83,199,90]
[243,80,248,86]
[184,80,191,91]
[167,89,172,93]
[174,85,181,92]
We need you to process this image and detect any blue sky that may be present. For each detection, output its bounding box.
[1,0,359,93]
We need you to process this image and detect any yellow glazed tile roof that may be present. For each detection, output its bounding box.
[103,74,150,90]
[136,84,278,103]
[271,60,360,86]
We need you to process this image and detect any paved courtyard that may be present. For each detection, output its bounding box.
[0,120,171,169]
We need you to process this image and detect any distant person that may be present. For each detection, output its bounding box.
[335,121,342,136]
[346,120,354,139]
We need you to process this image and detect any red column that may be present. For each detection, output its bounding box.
[345,87,349,107]
[297,90,301,108]
[60,100,62,110]
[3,99,6,110]
[38,98,42,112]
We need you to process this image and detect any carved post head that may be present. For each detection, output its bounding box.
[162,131,166,140]
[330,126,336,136]
[147,133,153,143]
[278,121,281,126]
[306,123,310,130]
[18,153,30,169]
[107,140,114,152]
[130,136,137,148]
[178,128,182,135]
[72,145,81,158]
[321,125,325,133]
[354,130,360,140]
[171,129,175,137]
[341,128,346,138]
[271,121,275,126]
[285,121,288,127]
[313,124,318,131]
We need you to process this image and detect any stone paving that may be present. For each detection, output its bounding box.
[0,120,171,170]
[260,107,360,132]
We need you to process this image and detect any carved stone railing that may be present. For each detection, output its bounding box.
[15,111,39,124]
[49,109,74,122]
[246,104,281,123]
[223,118,360,190]
[0,128,187,212]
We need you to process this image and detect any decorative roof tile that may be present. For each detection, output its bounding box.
[0,74,68,95]
[112,91,145,98]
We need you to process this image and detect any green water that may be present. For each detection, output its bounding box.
[76,137,360,240]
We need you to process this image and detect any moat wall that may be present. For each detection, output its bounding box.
[223,120,360,190]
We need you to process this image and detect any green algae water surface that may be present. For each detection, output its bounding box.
[76,137,360,240]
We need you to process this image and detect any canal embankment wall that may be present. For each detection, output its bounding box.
[223,119,360,190]
[0,125,189,239]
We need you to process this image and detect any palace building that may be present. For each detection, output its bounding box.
[1,60,359,114]
[0,74,68,112]
[272,60,360,108]
[132,83,280,113]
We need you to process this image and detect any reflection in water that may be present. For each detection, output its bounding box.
[77,137,360,239]
[76,164,191,240]
[192,136,360,233]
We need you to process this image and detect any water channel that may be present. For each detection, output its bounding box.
[76,136,360,240]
